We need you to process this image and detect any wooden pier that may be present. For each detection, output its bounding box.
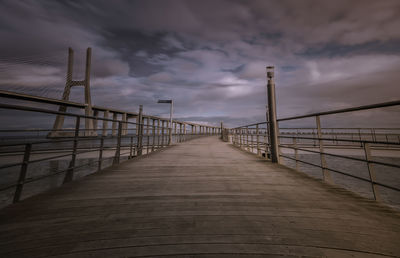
[1,136,399,257]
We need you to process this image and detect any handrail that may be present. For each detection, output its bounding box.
[0,90,220,128]
[0,89,87,108]
[0,103,137,124]
[278,100,400,122]
[0,99,220,206]
[228,98,400,206]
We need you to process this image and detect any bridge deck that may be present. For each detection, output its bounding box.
[1,136,399,257]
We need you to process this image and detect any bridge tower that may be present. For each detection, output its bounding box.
[48,47,96,137]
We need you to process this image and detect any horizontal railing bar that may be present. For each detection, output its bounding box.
[0,89,87,108]
[239,138,400,148]
[277,100,400,122]
[0,90,221,128]
[0,131,187,148]
[279,144,400,169]
[0,103,139,125]
[280,154,364,180]
[279,127,400,130]
[278,135,400,146]
[232,123,268,129]
[0,136,112,148]
[279,154,400,192]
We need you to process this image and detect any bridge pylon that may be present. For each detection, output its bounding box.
[48,47,96,137]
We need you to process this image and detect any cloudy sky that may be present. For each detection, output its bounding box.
[1,0,400,127]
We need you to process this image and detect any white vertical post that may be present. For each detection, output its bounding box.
[364,143,381,201]
[316,116,332,183]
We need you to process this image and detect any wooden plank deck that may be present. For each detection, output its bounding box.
[0,136,399,258]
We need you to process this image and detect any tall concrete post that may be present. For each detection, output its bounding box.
[266,66,280,163]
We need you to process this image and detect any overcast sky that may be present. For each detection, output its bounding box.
[1,0,400,127]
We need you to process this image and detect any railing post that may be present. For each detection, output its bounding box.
[112,113,118,136]
[293,137,299,171]
[137,105,143,156]
[122,113,127,136]
[146,117,150,154]
[102,110,109,136]
[174,122,177,142]
[64,116,80,184]
[256,124,260,155]
[13,143,32,203]
[220,122,224,139]
[251,127,254,153]
[152,119,156,152]
[316,115,332,183]
[93,109,98,132]
[363,143,381,201]
[157,119,161,149]
[113,121,122,164]
[183,123,186,141]
[161,120,165,147]
[372,128,377,142]
[246,126,249,151]
[266,66,280,163]
[129,135,134,158]
[179,123,182,142]
[98,137,104,171]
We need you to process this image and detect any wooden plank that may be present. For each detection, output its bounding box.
[0,137,399,257]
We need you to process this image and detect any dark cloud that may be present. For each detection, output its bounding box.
[0,0,400,128]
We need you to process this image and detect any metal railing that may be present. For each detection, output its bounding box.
[227,66,400,207]
[230,100,400,205]
[0,100,219,207]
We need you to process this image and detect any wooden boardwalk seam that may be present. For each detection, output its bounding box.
[0,136,399,257]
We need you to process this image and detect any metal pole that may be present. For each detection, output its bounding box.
[137,105,143,156]
[112,113,118,136]
[256,124,260,155]
[293,137,299,171]
[102,110,109,136]
[113,121,122,164]
[169,101,173,145]
[146,117,150,154]
[64,116,80,183]
[13,143,32,203]
[266,66,280,163]
[161,120,165,147]
[316,116,332,183]
[98,137,104,171]
[364,143,381,201]
[152,119,156,152]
